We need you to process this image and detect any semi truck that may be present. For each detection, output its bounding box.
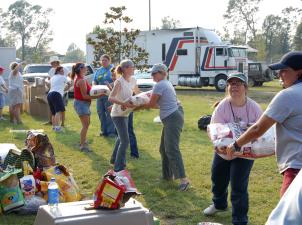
[86,27,248,92]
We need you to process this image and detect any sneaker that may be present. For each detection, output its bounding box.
[203,204,227,216]
[54,127,63,132]
[0,116,7,121]
[178,182,190,191]
[80,145,91,152]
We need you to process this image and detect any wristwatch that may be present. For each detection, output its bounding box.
[232,141,241,152]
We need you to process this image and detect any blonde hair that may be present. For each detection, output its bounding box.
[116,59,134,76]
[10,62,19,70]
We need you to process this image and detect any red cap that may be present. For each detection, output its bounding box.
[0,66,5,71]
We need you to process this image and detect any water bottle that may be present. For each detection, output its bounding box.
[48,178,59,208]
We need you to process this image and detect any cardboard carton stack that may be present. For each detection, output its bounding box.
[23,80,50,120]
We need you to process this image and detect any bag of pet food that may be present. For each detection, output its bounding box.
[42,165,82,202]
[207,123,275,160]
[0,166,25,213]
[93,170,140,209]
[128,90,152,107]
[89,85,110,96]
[25,131,55,169]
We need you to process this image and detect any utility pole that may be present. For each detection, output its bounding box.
[149,0,151,31]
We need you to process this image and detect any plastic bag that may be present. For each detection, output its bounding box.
[0,166,25,213]
[12,195,46,215]
[89,85,110,96]
[25,131,55,169]
[128,91,152,107]
[207,123,275,160]
[42,165,82,202]
[94,170,140,209]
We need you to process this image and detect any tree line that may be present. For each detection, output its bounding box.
[0,0,301,65]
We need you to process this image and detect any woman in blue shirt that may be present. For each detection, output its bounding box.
[93,54,116,137]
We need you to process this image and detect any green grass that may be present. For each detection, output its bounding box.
[1,80,282,225]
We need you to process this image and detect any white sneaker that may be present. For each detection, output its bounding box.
[0,116,7,121]
[203,204,227,216]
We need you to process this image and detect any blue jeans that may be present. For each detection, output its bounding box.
[96,95,115,135]
[128,112,139,158]
[111,117,129,172]
[211,153,254,225]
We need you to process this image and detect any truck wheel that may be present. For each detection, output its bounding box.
[248,78,255,87]
[215,75,227,92]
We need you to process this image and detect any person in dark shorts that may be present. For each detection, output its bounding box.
[47,66,71,132]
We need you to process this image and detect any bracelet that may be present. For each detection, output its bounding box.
[233,141,241,152]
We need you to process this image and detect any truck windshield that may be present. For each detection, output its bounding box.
[230,48,247,57]
[26,65,52,73]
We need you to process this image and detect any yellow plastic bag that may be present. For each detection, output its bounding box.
[42,165,82,202]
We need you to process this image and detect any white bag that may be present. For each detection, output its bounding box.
[89,85,110,96]
[128,91,152,107]
[207,123,275,160]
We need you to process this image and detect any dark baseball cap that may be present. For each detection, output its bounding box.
[226,72,247,84]
[269,51,302,71]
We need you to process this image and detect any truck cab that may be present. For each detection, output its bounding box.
[248,62,274,87]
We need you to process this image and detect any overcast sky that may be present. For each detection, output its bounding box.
[1,0,301,54]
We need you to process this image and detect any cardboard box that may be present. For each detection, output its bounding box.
[28,101,50,120]
[34,198,154,225]
[29,86,47,103]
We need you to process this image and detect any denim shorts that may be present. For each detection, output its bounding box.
[0,93,5,109]
[73,99,91,116]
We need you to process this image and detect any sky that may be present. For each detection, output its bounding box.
[1,0,301,54]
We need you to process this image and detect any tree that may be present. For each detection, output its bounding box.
[1,0,53,60]
[224,0,262,44]
[293,22,302,50]
[63,43,85,63]
[261,6,301,62]
[161,16,181,29]
[87,6,148,69]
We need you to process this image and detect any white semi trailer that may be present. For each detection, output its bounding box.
[87,27,248,92]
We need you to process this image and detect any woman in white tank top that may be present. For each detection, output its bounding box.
[108,59,140,172]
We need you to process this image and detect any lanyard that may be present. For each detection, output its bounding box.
[229,99,249,124]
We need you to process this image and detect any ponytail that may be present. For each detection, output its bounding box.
[71,62,85,80]
[71,65,76,80]
[116,65,123,76]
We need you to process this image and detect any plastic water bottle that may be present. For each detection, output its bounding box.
[48,178,59,208]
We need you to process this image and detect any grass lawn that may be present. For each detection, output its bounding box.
[1,80,282,225]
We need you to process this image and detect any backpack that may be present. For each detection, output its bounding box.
[198,115,212,130]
